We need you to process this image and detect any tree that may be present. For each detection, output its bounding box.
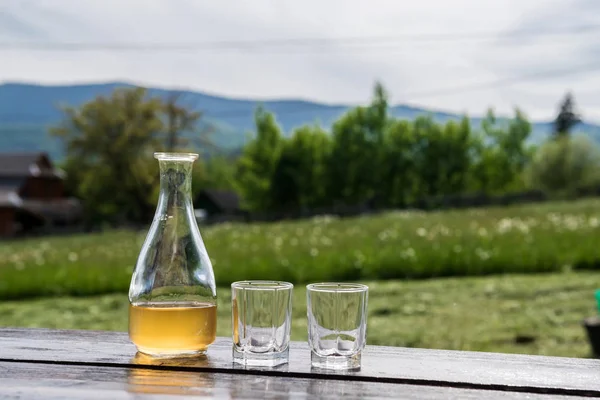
[51,87,165,225]
[503,109,534,188]
[554,92,581,138]
[439,117,474,195]
[327,83,388,205]
[411,115,445,198]
[269,125,332,210]
[380,119,416,207]
[527,135,600,195]
[192,155,237,198]
[470,109,532,193]
[235,107,284,210]
[163,92,215,154]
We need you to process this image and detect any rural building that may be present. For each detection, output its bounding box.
[0,152,82,237]
[194,189,243,222]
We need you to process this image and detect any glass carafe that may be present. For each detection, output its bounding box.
[128,152,217,357]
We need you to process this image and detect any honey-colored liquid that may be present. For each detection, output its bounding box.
[129,302,217,356]
[232,299,239,344]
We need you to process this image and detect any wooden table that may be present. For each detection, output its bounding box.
[1,328,599,399]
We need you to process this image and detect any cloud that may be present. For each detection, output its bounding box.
[0,12,42,39]
[472,0,600,118]
[0,0,598,120]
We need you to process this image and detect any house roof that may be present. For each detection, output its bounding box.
[22,198,83,222]
[0,189,22,207]
[197,189,240,212]
[0,153,43,176]
[0,152,62,178]
[0,177,25,192]
[0,188,82,222]
[0,190,46,227]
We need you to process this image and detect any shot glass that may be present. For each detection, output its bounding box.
[231,281,293,366]
[307,283,368,370]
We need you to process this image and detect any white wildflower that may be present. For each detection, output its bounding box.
[497,218,512,234]
[401,248,416,260]
[475,248,490,261]
[353,251,365,267]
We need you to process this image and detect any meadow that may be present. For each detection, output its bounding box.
[1,199,600,358]
[0,273,597,357]
[1,199,600,300]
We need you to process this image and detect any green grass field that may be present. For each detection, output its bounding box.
[1,199,600,357]
[2,199,600,300]
[1,272,597,358]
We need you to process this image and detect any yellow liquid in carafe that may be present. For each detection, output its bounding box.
[129,302,217,356]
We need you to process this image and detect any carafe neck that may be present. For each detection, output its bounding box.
[154,153,198,217]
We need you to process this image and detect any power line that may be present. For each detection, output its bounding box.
[403,63,600,99]
[0,24,599,52]
[194,63,600,119]
[1,62,597,124]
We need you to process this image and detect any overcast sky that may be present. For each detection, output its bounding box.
[1,0,600,120]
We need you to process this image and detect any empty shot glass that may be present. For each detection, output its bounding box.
[307,283,368,370]
[231,281,293,366]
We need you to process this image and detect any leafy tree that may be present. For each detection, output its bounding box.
[440,117,474,195]
[471,109,532,193]
[270,125,332,210]
[235,107,284,210]
[192,155,237,198]
[527,136,600,194]
[163,92,212,152]
[411,115,445,198]
[380,119,416,206]
[503,109,534,188]
[51,87,164,225]
[327,83,388,205]
[554,92,581,137]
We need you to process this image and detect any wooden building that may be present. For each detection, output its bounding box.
[194,189,243,223]
[0,152,82,237]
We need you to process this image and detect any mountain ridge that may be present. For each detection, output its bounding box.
[1,81,599,159]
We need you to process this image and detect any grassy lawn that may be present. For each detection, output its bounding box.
[2,199,600,357]
[2,199,600,300]
[2,272,598,358]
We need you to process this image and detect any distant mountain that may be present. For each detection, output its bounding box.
[1,82,600,160]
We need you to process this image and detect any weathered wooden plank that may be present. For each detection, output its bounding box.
[0,362,588,399]
[1,328,599,397]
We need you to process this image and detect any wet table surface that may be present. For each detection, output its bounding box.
[0,328,599,399]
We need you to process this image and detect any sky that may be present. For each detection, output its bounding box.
[1,0,600,120]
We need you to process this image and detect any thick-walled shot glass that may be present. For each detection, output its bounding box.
[232,281,293,366]
[307,283,368,370]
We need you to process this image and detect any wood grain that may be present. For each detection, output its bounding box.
[1,329,600,397]
[0,361,589,399]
